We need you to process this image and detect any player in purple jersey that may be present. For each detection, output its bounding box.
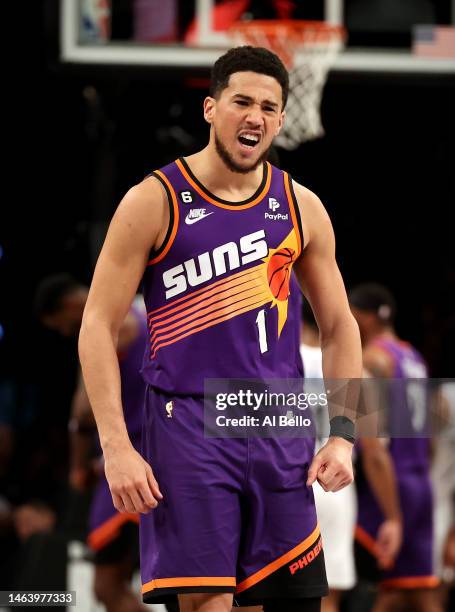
[301,299,403,612]
[349,283,442,612]
[79,47,363,612]
[34,276,161,612]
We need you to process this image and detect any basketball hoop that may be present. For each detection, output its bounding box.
[229,20,346,149]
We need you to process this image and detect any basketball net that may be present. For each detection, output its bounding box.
[229,20,346,150]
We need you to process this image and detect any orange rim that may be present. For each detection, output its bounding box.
[230,20,346,43]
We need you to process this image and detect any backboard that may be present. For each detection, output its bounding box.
[61,0,455,73]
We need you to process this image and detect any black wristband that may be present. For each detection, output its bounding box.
[329,416,355,444]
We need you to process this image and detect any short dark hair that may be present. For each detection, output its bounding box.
[210,46,289,108]
[34,274,82,318]
[348,283,397,324]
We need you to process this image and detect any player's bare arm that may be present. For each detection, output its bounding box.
[360,438,403,567]
[358,348,402,566]
[293,183,362,492]
[79,177,168,514]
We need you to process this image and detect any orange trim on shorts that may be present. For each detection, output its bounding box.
[87,512,139,552]
[283,172,302,256]
[141,576,236,594]
[235,524,321,594]
[355,525,380,559]
[175,159,272,210]
[147,170,180,265]
[380,576,439,590]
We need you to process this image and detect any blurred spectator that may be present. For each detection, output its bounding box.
[11,500,67,608]
[13,500,57,543]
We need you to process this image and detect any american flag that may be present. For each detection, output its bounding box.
[413,25,455,58]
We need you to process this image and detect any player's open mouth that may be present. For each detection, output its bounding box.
[238,133,260,149]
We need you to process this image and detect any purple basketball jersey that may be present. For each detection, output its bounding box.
[374,338,430,470]
[356,338,434,584]
[138,161,327,603]
[141,159,304,394]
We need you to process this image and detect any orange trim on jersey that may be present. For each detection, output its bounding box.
[235,525,321,594]
[149,264,263,322]
[141,576,236,594]
[151,288,269,350]
[150,276,263,332]
[355,525,380,559]
[380,576,439,590]
[283,172,302,257]
[175,159,272,210]
[147,170,180,265]
[150,280,265,341]
[152,295,270,357]
[87,512,139,552]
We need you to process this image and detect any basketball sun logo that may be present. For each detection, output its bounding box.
[264,236,298,337]
[165,401,174,418]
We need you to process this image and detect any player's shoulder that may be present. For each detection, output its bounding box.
[124,174,167,206]
[291,180,330,221]
[290,179,332,246]
[363,343,395,378]
[114,175,168,221]
[106,176,169,250]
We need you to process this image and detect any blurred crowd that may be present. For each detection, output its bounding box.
[1,277,454,611]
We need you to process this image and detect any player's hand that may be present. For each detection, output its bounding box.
[376,519,402,569]
[104,444,163,514]
[307,437,354,492]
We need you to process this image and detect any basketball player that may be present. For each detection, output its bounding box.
[349,283,441,612]
[78,47,363,612]
[34,275,152,612]
[301,299,402,612]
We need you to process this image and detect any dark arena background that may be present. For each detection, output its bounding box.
[1,1,454,611]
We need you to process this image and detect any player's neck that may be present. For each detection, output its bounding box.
[185,145,265,199]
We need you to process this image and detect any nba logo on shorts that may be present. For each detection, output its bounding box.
[165,401,174,418]
[269,198,280,212]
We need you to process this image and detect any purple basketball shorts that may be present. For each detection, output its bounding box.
[140,386,328,605]
[355,467,438,590]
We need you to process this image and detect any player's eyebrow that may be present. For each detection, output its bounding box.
[232,94,279,109]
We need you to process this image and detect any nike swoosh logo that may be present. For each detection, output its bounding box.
[185,212,215,225]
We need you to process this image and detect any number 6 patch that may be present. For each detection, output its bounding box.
[179,190,194,204]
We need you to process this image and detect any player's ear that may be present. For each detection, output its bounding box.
[203,97,216,124]
[275,110,285,136]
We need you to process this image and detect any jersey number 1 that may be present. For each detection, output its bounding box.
[256,309,268,354]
